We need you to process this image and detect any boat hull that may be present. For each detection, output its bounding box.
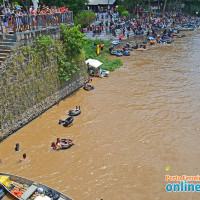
[0,173,72,200]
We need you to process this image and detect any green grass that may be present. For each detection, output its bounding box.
[83,39,123,71]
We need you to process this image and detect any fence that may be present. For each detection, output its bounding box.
[0,11,73,34]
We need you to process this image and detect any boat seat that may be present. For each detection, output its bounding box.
[21,183,38,200]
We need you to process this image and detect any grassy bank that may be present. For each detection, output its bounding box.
[83,39,123,71]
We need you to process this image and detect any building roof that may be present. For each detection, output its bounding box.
[87,0,116,5]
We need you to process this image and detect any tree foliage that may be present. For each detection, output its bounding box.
[40,0,88,15]
[117,5,126,16]
[117,0,200,16]
[122,11,130,18]
[4,0,88,16]
[74,10,96,28]
[57,24,86,80]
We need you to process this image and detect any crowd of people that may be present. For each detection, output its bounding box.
[0,5,71,32]
[84,6,195,40]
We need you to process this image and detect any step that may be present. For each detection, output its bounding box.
[0,50,12,53]
[0,57,7,61]
[5,34,15,39]
[0,42,15,46]
[0,53,8,57]
[0,45,13,50]
[3,38,16,42]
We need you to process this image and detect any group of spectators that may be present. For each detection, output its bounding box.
[0,5,71,33]
[86,7,193,39]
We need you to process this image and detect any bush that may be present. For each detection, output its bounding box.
[122,11,130,19]
[83,39,123,71]
[74,10,96,28]
[117,5,126,16]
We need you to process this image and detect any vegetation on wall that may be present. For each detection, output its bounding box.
[0,26,87,127]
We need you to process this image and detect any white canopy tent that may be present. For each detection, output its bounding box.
[85,59,103,68]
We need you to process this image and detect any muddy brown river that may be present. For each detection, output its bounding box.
[0,29,200,200]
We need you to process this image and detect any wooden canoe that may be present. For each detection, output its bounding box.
[0,173,72,200]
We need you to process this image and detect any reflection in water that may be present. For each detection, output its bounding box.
[0,30,200,200]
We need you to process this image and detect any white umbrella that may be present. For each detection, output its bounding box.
[85,59,103,68]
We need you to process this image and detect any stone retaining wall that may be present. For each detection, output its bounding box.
[0,45,89,141]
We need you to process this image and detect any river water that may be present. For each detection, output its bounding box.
[0,29,200,200]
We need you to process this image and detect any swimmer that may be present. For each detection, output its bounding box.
[18,153,29,162]
[15,143,21,151]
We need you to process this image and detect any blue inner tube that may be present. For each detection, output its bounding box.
[110,51,117,55]
[116,53,123,57]
[166,40,172,44]
[61,144,72,150]
[60,139,73,149]
[83,85,94,91]
[69,109,81,116]
[63,117,74,127]
[123,52,130,56]
[132,46,138,49]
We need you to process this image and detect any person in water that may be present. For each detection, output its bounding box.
[55,138,74,150]
[18,153,28,162]
[51,142,57,150]
[15,143,21,151]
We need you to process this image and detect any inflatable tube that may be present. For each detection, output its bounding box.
[166,40,172,44]
[60,139,73,149]
[147,36,155,40]
[69,109,81,116]
[127,48,133,51]
[83,85,95,91]
[111,40,120,45]
[110,51,117,55]
[60,117,74,127]
[132,46,138,49]
[164,36,172,39]
[123,52,130,56]
[61,144,72,150]
[116,53,123,57]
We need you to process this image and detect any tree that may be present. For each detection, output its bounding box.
[117,5,126,16]
[40,0,88,15]
[163,0,167,11]
[74,10,96,28]
[57,24,86,80]
[122,11,130,19]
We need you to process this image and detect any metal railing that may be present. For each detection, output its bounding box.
[0,11,73,34]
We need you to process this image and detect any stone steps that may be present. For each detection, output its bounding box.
[0,56,7,61]
[0,45,13,50]
[0,53,9,57]
[0,34,15,65]
[0,50,12,53]
[0,42,15,46]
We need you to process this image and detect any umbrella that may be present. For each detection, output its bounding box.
[85,59,103,68]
